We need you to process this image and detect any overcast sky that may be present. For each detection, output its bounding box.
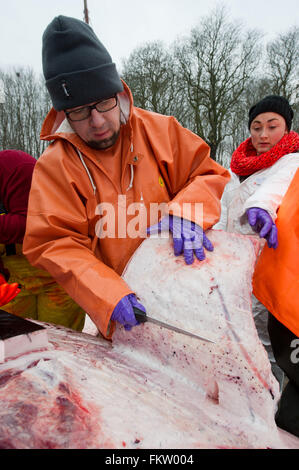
[1,0,298,76]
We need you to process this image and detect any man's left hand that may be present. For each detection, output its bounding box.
[147,215,214,265]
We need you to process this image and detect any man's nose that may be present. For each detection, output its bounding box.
[90,109,106,126]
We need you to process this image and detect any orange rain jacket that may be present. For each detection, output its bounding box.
[253,168,299,338]
[23,81,230,338]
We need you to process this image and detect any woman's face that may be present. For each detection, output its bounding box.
[250,112,288,155]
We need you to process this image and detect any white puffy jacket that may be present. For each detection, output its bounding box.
[214,153,299,236]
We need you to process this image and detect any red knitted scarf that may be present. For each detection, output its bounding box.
[230,130,299,176]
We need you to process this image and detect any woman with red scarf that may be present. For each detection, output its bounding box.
[215,96,299,240]
[214,95,299,437]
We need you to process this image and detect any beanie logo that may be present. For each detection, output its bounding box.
[158,176,165,188]
[61,80,70,98]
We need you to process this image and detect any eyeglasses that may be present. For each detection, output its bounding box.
[65,95,118,121]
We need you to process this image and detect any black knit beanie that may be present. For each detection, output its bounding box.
[248,95,293,131]
[42,15,124,111]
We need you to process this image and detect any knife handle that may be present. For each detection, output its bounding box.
[133,307,147,323]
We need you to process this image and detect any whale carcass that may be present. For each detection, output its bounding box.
[0,230,298,449]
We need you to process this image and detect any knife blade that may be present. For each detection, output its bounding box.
[133,307,216,343]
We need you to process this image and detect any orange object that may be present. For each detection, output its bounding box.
[23,81,230,339]
[0,282,20,307]
[253,168,299,337]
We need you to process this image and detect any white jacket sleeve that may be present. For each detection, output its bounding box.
[213,187,229,230]
[243,153,299,221]
[213,170,240,230]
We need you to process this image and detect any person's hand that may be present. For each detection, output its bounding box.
[246,207,278,249]
[0,282,21,307]
[147,215,213,265]
[111,293,146,331]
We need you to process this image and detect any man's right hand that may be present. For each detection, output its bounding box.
[111,293,146,331]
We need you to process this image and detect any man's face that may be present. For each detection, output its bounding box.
[65,97,121,150]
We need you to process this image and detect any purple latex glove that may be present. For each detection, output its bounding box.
[111,293,146,331]
[147,215,213,265]
[246,207,278,249]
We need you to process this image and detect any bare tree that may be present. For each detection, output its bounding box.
[267,26,299,101]
[230,26,299,149]
[266,26,299,132]
[121,41,187,121]
[173,6,262,163]
[0,67,51,158]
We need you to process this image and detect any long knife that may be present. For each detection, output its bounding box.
[133,307,215,344]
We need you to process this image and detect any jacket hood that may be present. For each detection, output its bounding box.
[40,79,133,146]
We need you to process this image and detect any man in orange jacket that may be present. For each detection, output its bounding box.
[23,16,230,339]
[253,169,299,437]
